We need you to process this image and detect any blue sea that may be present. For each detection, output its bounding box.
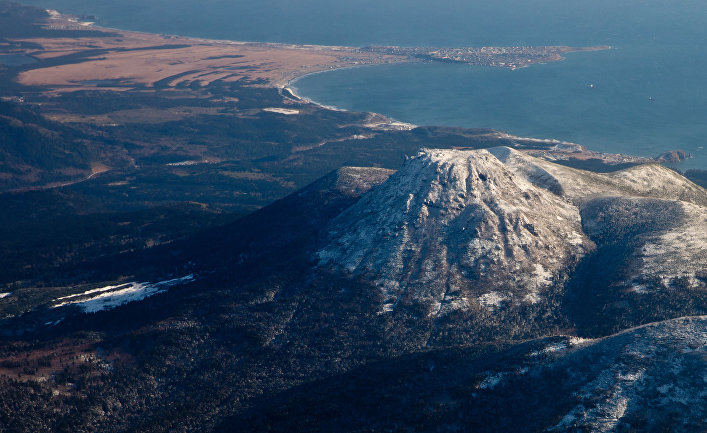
[20,0,707,169]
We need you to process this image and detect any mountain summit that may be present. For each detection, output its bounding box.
[319,147,706,318]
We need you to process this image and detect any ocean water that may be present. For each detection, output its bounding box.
[19,0,707,168]
[293,46,707,168]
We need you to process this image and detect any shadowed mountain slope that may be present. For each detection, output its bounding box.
[230,316,706,433]
[0,101,97,190]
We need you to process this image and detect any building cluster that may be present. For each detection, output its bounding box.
[361,45,568,69]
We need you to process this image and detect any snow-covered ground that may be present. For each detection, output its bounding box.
[52,275,194,313]
[477,292,508,310]
[166,160,215,166]
[637,201,707,289]
[548,316,707,432]
[263,107,299,115]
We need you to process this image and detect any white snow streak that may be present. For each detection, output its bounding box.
[263,107,299,115]
[52,275,194,313]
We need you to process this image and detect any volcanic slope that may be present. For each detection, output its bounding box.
[318,147,707,321]
[235,315,707,433]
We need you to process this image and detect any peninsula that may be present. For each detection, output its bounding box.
[9,8,610,93]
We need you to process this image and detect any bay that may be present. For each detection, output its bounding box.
[293,45,707,168]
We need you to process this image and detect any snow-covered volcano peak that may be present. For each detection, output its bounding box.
[318,147,592,315]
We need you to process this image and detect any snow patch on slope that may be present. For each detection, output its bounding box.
[637,202,707,289]
[477,291,508,310]
[52,275,194,313]
[263,107,299,115]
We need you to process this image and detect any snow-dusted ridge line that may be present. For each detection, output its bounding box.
[548,315,707,432]
[51,275,195,313]
[465,316,706,431]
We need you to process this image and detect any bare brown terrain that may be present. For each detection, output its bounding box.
[12,12,407,93]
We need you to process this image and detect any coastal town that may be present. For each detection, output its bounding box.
[360,44,611,69]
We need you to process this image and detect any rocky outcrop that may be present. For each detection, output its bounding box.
[654,149,692,163]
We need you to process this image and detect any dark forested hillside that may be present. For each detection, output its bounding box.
[0,101,97,189]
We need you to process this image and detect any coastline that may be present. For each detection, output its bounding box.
[281,63,382,112]
[29,7,425,130]
[283,74,418,131]
[38,8,606,117]
[16,6,693,166]
[279,52,697,168]
[282,81,347,113]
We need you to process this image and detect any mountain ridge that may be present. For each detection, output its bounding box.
[318,147,706,319]
[231,315,706,433]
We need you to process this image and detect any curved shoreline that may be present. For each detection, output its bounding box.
[281,64,420,130]
[284,84,418,132]
[42,6,615,137]
[280,58,699,168]
[281,64,374,112]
